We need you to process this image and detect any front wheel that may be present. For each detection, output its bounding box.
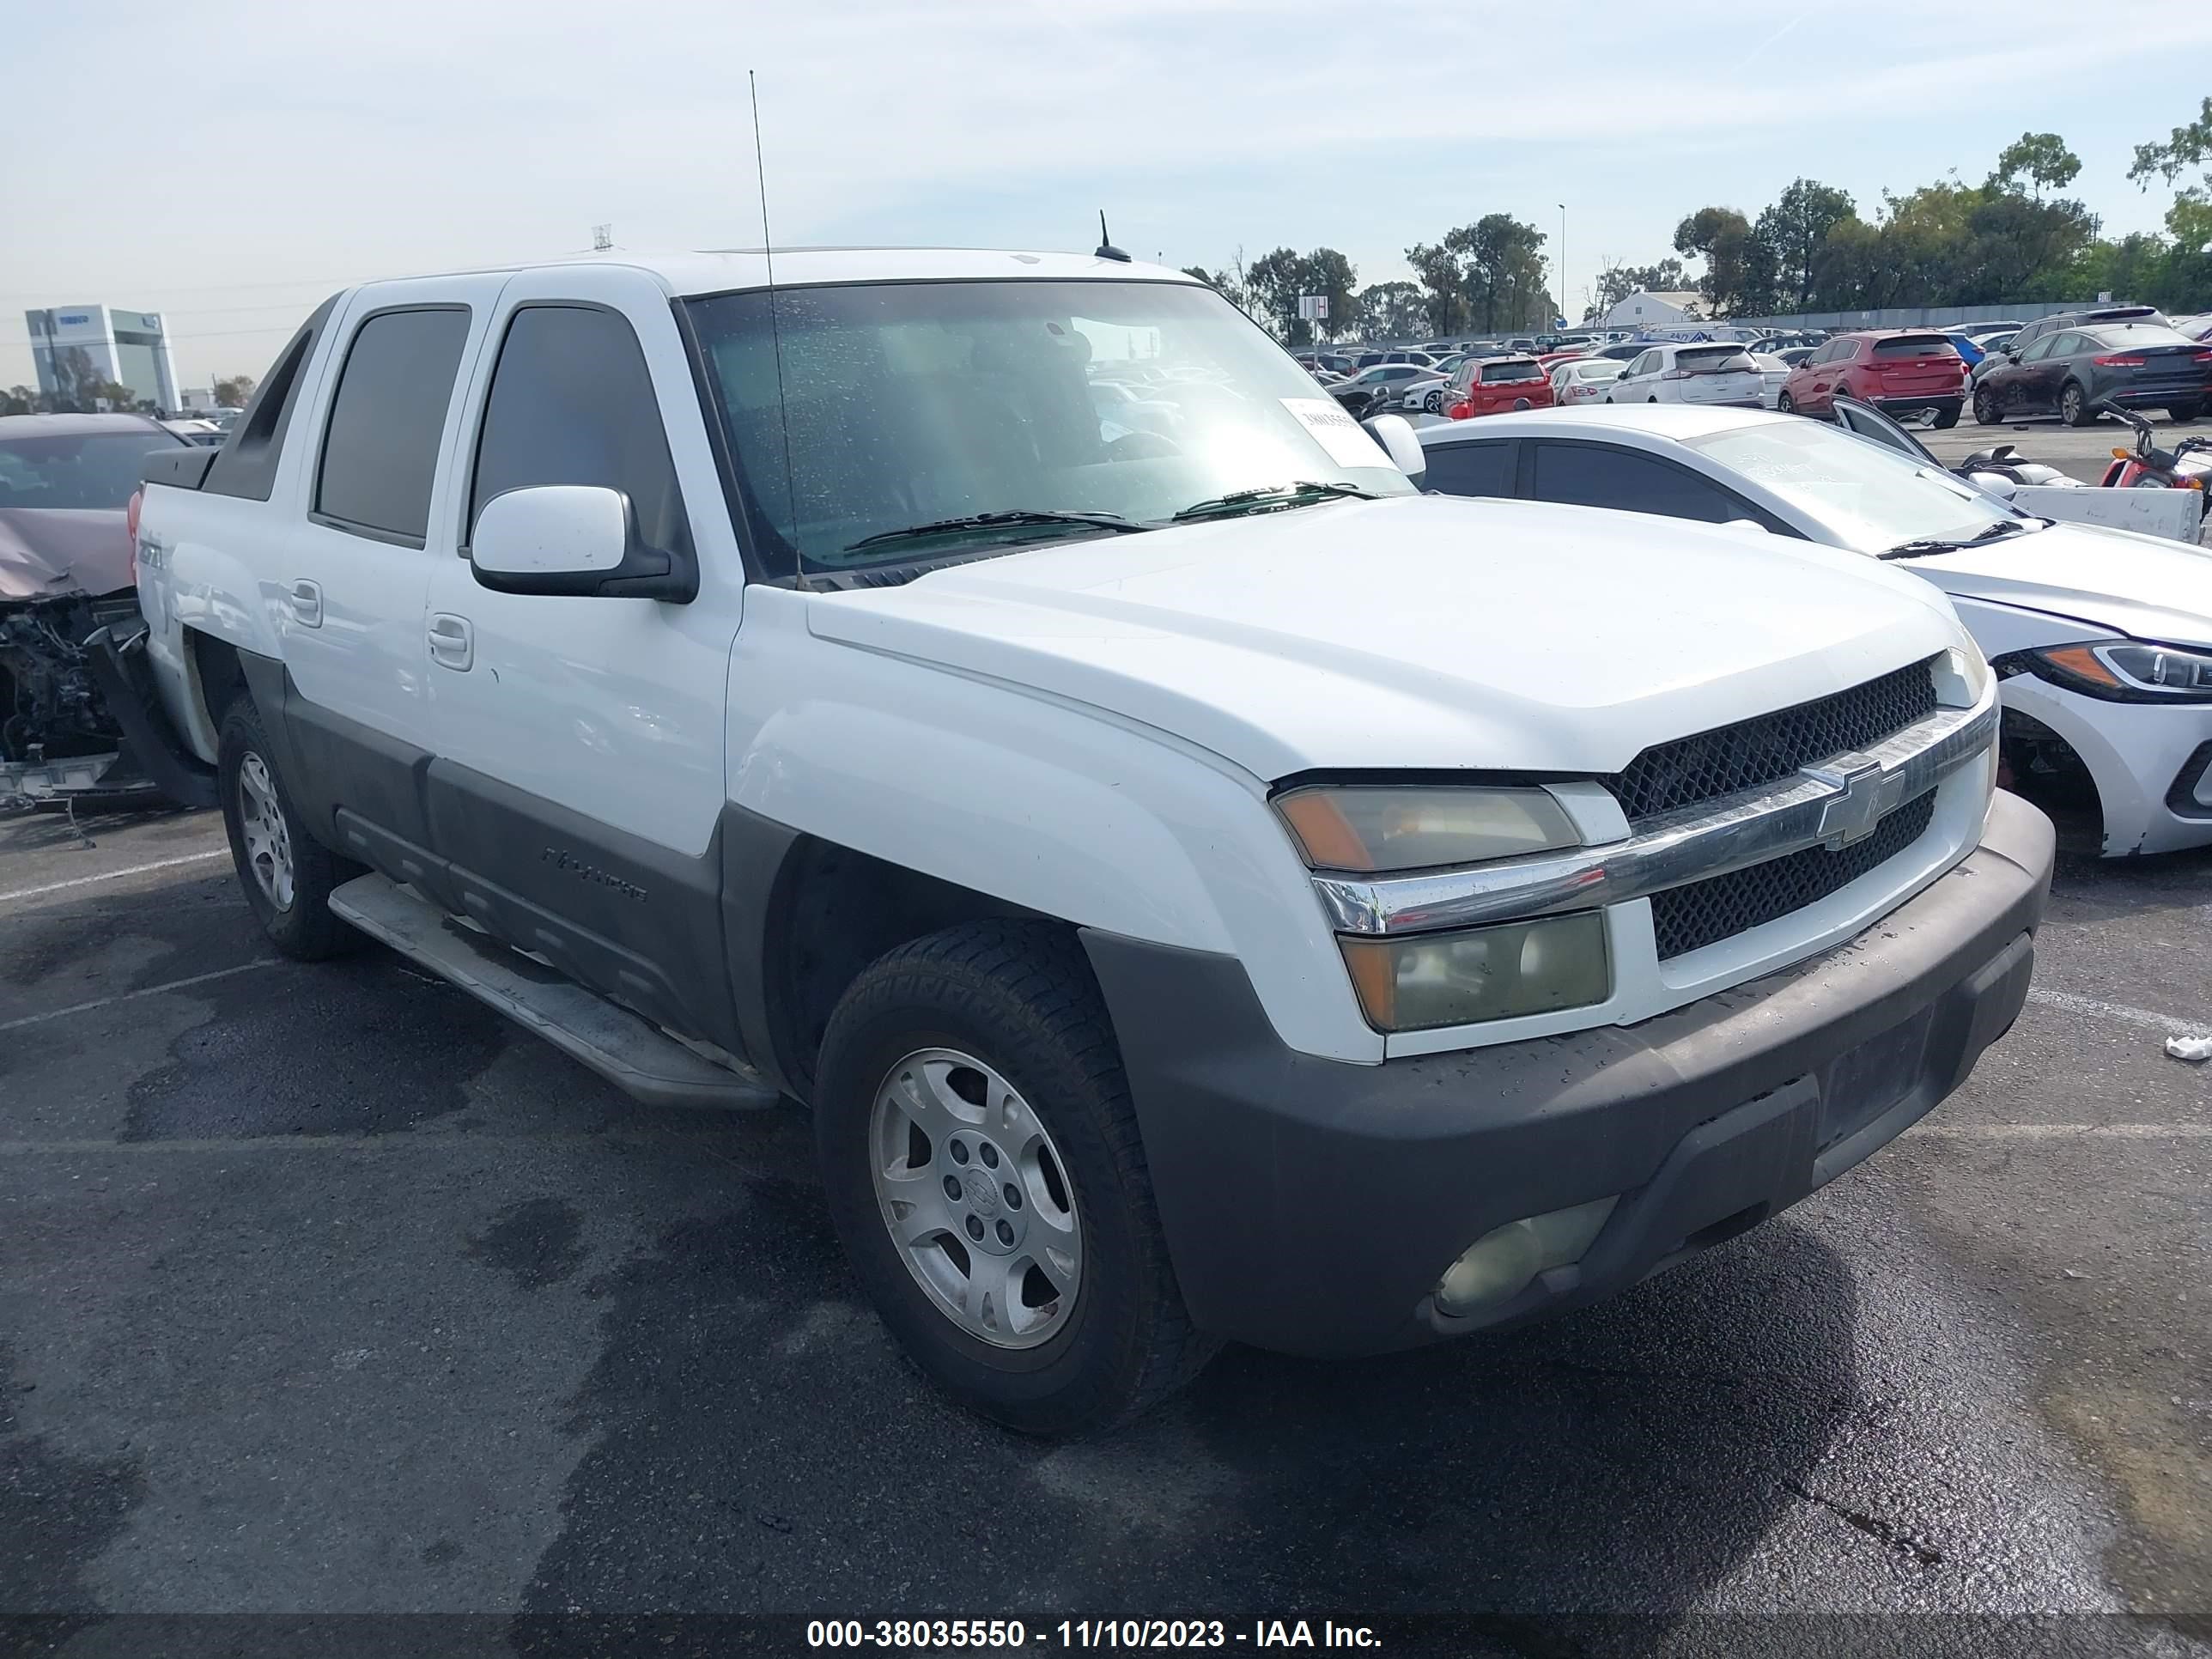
[1424,388,1443,414]
[1974,387,2001,426]
[217,701,362,960]
[1778,392,1796,414]
[815,921,1215,1436]
[2061,382,2094,428]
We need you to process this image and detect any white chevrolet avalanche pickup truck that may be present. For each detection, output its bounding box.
[134,248,2054,1434]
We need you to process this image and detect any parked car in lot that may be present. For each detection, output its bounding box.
[1086,377,1181,436]
[1778,331,1965,426]
[1416,404,2212,855]
[1550,357,1625,404]
[1445,356,1553,418]
[1607,343,1765,408]
[1971,319,2212,427]
[134,249,2051,1434]
[1330,362,1438,416]
[0,413,208,811]
[1747,351,1793,408]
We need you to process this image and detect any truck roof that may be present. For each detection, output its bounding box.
[348,246,1201,304]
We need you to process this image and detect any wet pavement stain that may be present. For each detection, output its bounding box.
[0,1340,145,1622]
[120,956,510,1140]
[468,1199,588,1291]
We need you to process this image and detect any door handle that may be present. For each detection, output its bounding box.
[428,612,473,672]
[287,579,322,628]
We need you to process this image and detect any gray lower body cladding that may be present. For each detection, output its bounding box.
[1083,789,2056,1357]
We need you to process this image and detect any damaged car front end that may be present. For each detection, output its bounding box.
[0,416,216,814]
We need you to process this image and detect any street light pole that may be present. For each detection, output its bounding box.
[1558,203,1568,327]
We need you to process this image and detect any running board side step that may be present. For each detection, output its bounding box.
[329,872,778,1110]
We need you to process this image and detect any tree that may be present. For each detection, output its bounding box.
[1405,242,1467,336]
[1753,179,1856,311]
[1673,207,1776,316]
[0,386,37,416]
[1357,281,1426,339]
[2131,98,2212,251]
[1991,132,2081,201]
[1242,246,1357,344]
[212,374,258,409]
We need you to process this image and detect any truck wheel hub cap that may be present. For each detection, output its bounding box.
[869,1047,1083,1350]
[236,752,295,912]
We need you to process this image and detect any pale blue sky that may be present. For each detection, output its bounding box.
[6,0,2211,390]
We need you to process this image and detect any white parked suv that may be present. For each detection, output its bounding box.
[1416,403,2212,856]
[133,249,2052,1433]
[1607,342,1766,408]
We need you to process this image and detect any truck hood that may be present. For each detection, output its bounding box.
[0,508,132,602]
[805,495,1966,779]
[1904,520,2212,648]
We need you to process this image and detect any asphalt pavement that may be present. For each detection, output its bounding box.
[1919,410,2211,483]
[1,803,2208,1654]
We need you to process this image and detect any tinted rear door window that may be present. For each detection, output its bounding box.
[1528,441,1739,522]
[313,307,471,544]
[1423,441,1514,498]
[470,305,690,556]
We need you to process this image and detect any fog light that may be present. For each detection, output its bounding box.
[1433,1196,1619,1317]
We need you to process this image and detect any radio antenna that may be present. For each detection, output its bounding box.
[749,70,808,592]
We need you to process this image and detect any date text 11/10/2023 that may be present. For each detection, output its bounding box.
[805,1619,1381,1649]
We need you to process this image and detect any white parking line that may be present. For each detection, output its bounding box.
[2026,987,2212,1038]
[0,849,228,907]
[1917,1122,2212,1139]
[0,961,276,1034]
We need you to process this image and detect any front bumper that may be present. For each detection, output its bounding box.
[2000,674,2212,856]
[1084,789,2054,1356]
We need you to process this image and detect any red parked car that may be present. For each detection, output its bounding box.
[1778,330,1966,428]
[1444,356,1554,420]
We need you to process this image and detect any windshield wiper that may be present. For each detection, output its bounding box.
[1878,519,2034,561]
[1170,481,1376,522]
[845,509,1146,554]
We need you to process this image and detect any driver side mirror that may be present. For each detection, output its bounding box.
[1361,413,1427,489]
[470,484,696,602]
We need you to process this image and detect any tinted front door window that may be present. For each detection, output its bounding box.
[470,305,690,556]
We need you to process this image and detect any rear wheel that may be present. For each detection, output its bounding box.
[2061,381,2094,428]
[217,701,362,960]
[2169,403,2203,423]
[1932,404,1960,430]
[1777,392,1796,414]
[815,921,1215,1436]
[1973,386,2001,426]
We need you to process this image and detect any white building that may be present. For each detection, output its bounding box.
[1599,289,1705,331]
[25,304,180,413]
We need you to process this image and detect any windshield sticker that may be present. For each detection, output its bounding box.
[1280,398,1390,469]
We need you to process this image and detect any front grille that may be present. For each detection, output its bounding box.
[1650,790,1937,960]
[1604,658,1939,823]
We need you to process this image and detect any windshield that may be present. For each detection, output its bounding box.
[0,430,179,510]
[1688,418,2024,551]
[687,279,1412,577]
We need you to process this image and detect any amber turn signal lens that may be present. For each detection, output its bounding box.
[2040,645,2123,689]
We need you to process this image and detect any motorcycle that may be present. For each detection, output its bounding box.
[2094,400,2212,491]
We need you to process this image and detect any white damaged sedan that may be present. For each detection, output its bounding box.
[1416,404,2212,856]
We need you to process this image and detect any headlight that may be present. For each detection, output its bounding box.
[2025,640,2212,702]
[1274,785,1578,872]
[1340,912,1610,1031]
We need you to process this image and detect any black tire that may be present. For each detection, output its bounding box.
[217,700,362,961]
[815,921,1216,1436]
[2169,404,2203,423]
[1932,404,1960,430]
[2061,381,2094,428]
[1423,388,1443,414]
[1778,392,1796,414]
[1973,387,2001,426]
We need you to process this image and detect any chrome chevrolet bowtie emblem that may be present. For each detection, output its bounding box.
[1807,754,1892,848]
